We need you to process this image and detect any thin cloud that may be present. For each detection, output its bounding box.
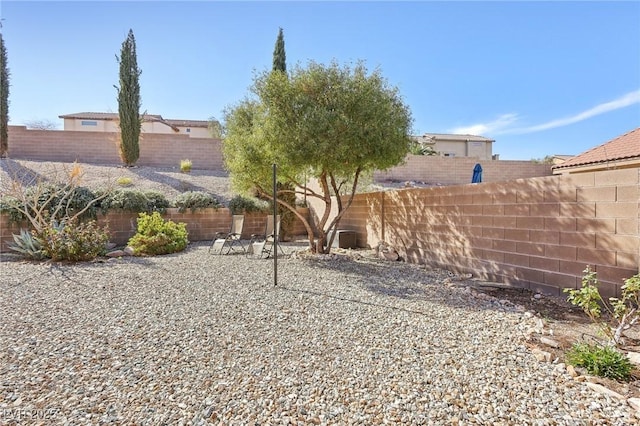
[449,113,519,135]
[501,89,640,135]
[449,90,640,136]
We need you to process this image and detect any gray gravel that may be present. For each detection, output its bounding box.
[0,243,633,425]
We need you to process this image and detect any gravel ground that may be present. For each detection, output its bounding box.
[0,243,634,425]
[0,159,234,204]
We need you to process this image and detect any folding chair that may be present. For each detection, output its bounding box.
[247,214,285,258]
[209,214,246,255]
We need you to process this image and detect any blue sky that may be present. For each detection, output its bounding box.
[1,1,639,160]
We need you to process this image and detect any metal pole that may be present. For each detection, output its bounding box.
[272,163,277,287]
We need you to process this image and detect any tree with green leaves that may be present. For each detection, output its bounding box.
[272,27,286,73]
[0,33,10,158]
[115,29,142,166]
[207,116,223,139]
[270,27,296,240]
[223,61,413,253]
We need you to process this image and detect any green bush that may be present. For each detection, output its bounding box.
[174,191,220,213]
[127,212,188,256]
[566,343,633,380]
[97,189,170,214]
[38,219,109,261]
[228,195,269,214]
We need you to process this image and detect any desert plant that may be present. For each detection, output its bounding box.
[117,176,133,186]
[97,189,169,214]
[0,162,110,233]
[8,229,45,260]
[566,342,633,380]
[37,219,109,261]
[173,191,219,213]
[180,159,192,173]
[127,211,188,256]
[564,266,640,346]
[228,194,269,214]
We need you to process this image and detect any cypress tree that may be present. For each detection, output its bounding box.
[272,28,286,73]
[271,27,296,240]
[0,33,10,158]
[116,29,141,166]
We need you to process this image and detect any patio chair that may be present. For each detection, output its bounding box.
[209,214,246,255]
[247,214,285,258]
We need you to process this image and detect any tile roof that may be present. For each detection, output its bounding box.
[417,133,495,143]
[553,128,640,169]
[59,112,209,128]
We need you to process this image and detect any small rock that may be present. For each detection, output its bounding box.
[627,351,640,366]
[124,246,135,256]
[533,294,543,299]
[628,397,640,412]
[531,348,552,362]
[566,365,578,377]
[105,242,117,250]
[106,250,126,257]
[585,382,624,400]
[540,337,561,349]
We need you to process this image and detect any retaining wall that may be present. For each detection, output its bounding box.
[0,208,310,252]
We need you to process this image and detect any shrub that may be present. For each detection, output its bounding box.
[117,176,133,186]
[564,266,640,346]
[144,190,171,212]
[174,191,219,213]
[97,189,170,214]
[180,159,192,173]
[1,183,99,225]
[127,212,188,256]
[37,219,109,261]
[228,194,269,214]
[566,343,633,380]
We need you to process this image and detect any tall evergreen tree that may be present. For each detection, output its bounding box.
[272,27,286,73]
[0,33,10,158]
[115,29,141,166]
[271,27,295,240]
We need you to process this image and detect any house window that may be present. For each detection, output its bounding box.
[186,128,191,133]
[81,120,97,126]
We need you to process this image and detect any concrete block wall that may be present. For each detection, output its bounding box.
[7,126,224,170]
[0,208,310,251]
[374,155,553,185]
[339,168,639,298]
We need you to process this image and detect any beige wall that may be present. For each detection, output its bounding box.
[63,118,210,138]
[7,126,223,169]
[435,140,492,159]
[338,168,639,298]
[375,155,552,185]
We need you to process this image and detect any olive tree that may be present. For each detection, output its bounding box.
[223,61,413,253]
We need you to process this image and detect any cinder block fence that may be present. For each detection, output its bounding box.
[339,168,639,298]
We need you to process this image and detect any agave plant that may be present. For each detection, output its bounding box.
[8,229,46,260]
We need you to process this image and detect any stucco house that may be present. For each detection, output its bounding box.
[552,127,640,175]
[58,112,212,138]
[413,133,495,160]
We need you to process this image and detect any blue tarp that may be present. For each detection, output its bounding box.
[472,163,483,183]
